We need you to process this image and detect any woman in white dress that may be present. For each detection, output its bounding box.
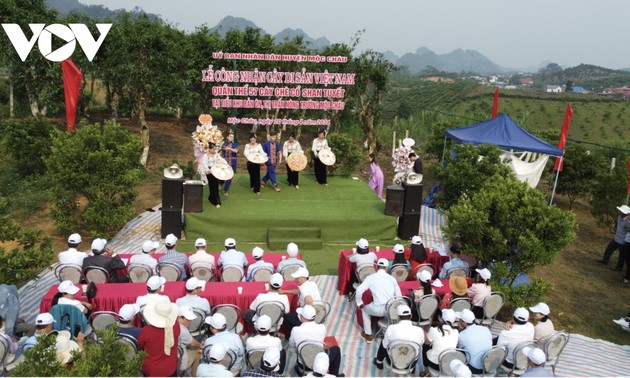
[204,143,228,208]
[244,134,264,194]
[283,132,303,189]
[312,129,329,185]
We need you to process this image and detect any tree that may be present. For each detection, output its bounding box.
[0,220,53,284]
[556,144,606,209]
[46,120,142,236]
[1,116,54,176]
[565,80,574,92]
[590,147,630,232]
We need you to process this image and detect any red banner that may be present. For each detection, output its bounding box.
[61,59,82,133]
[492,87,499,118]
[554,103,573,171]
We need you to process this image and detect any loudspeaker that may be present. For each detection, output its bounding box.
[402,182,423,214]
[162,178,184,209]
[183,182,203,213]
[161,208,182,239]
[398,214,420,240]
[384,185,405,216]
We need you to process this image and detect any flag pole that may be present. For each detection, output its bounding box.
[549,157,562,205]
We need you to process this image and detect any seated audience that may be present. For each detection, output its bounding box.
[203,313,244,375]
[289,305,343,377]
[347,238,376,298]
[57,280,92,314]
[135,276,169,308]
[406,235,428,271]
[520,346,553,377]
[422,309,459,374]
[438,242,469,279]
[176,277,211,314]
[82,238,128,283]
[0,315,18,366]
[138,299,181,377]
[188,238,215,267]
[468,268,492,319]
[456,308,492,374]
[529,302,555,342]
[245,315,285,372]
[373,304,424,371]
[246,247,274,281]
[218,237,248,271]
[496,307,535,369]
[439,275,468,310]
[242,347,283,377]
[177,305,203,377]
[22,313,56,351]
[411,269,436,322]
[130,240,159,274]
[244,273,290,325]
[57,233,88,266]
[116,304,142,343]
[157,233,188,280]
[306,352,336,378]
[389,244,410,271]
[276,242,306,273]
[54,330,83,365]
[197,343,233,377]
[280,267,321,336]
[450,360,472,378]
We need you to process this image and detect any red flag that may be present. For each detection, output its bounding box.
[627,159,630,195]
[61,59,82,132]
[492,87,499,118]
[553,103,573,171]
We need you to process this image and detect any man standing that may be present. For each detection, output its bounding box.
[222,132,239,196]
[262,131,282,192]
[82,238,128,283]
[355,258,401,343]
[158,234,188,280]
[598,204,630,271]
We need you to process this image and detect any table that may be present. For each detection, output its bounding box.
[337,249,449,294]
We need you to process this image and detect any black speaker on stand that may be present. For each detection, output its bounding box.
[161,208,182,239]
[184,182,204,213]
[162,178,184,209]
[398,214,421,240]
[397,182,423,239]
[384,185,404,216]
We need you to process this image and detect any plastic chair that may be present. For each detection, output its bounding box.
[280,264,302,281]
[158,263,182,282]
[375,296,411,339]
[446,267,469,278]
[428,348,468,377]
[54,263,83,284]
[449,297,472,312]
[245,348,265,369]
[415,294,439,329]
[255,301,285,334]
[411,263,434,279]
[477,291,505,328]
[480,345,507,377]
[356,264,376,282]
[311,301,331,324]
[83,266,110,284]
[190,261,215,282]
[541,331,569,376]
[386,341,421,376]
[188,308,208,338]
[390,264,410,282]
[251,266,274,282]
[212,304,242,333]
[203,344,236,370]
[296,341,324,375]
[500,341,536,376]
[90,311,118,331]
[116,334,138,360]
[221,265,244,282]
[127,263,152,283]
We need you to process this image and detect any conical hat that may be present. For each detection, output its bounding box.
[211,163,234,181]
[247,152,268,164]
[318,148,336,166]
[287,151,308,171]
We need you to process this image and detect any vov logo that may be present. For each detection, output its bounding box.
[1,23,112,62]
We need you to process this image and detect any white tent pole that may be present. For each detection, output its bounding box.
[549,156,563,205]
[441,136,448,164]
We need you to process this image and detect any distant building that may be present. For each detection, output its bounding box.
[572,86,589,94]
[504,85,517,90]
[546,85,563,93]
[421,76,455,83]
[520,76,534,86]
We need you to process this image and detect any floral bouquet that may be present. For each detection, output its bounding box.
[392,145,413,185]
[192,114,224,157]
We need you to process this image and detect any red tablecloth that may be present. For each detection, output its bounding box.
[40,281,299,323]
[337,249,449,295]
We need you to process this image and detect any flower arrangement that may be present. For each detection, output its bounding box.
[392,145,413,185]
[192,114,224,157]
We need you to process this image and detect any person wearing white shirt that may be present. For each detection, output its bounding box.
[218,238,248,274]
[204,313,244,375]
[57,233,89,266]
[529,303,555,342]
[130,240,159,274]
[203,143,228,208]
[188,238,216,271]
[280,267,321,336]
[283,132,303,188]
[276,242,306,273]
[197,343,234,377]
[177,305,203,376]
[496,307,535,368]
[245,315,286,373]
[244,134,265,194]
[57,280,91,314]
[246,247,274,282]
[244,273,290,326]
[468,268,492,319]
[347,238,376,298]
[312,130,329,185]
[421,309,459,373]
[175,277,211,314]
[373,304,424,370]
[135,276,169,308]
[355,258,402,343]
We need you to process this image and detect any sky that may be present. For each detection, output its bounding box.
[77,0,630,71]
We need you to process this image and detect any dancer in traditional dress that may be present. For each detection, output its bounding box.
[368,153,384,199]
[204,143,228,208]
[283,132,303,189]
[221,132,239,196]
[262,131,282,192]
[312,129,329,185]
[244,134,265,194]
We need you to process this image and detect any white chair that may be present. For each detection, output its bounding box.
[245,348,265,369]
[116,334,138,360]
[412,263,434,278]
[386,341,421,376]
[54,263,83,284]
[190,261,215,281]
[158,263,182,282]
[447,267,469,278]
[296,341,324,376]
[127,263,152,283]
[221,265,244,282]
[83,266,109,284]
[500,341,536,376]
[390,264,410,282]
[255,301,285,334]
[541,331,569,376]
[251,266,274,282]
[203,344,236,370]
[429,348,468,377]
[90,311,118,331]
[449,297,472,312]
[356,264,376,282]
[188,308,207,338]
[280,264,302,281]
[415,294,439,329]
[212,304,242,333]
[477,291,505,328]
[480,345,507,377]
[375,296,411,339]
[311,301,331,324]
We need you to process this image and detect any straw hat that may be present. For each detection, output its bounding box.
[449,275,468,296]
[143,298,179,355]
[318,148,336,166]
[247,151,268,164]
[287,151,308,171]
[55,330,80,364]
[211,162,234,180]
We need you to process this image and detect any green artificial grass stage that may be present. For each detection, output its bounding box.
[184,173,396,247]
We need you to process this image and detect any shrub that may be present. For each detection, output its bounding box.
[0,220,53,284]
[326,133,363,176]
[1,116,55,177]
